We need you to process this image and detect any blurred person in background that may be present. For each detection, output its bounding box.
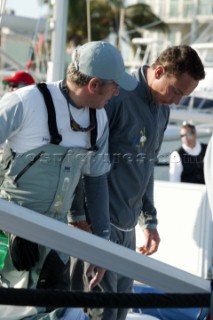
[2,70,35,92]
[169,121,207,184]
[0,70,35,158]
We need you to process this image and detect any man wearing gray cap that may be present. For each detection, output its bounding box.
[0,41,137,320]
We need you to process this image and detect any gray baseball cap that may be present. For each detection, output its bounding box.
[73,41,138,91]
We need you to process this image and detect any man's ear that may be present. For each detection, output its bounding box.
[88,78,100,93]
[155,65,165,79]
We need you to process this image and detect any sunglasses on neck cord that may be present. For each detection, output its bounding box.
[69,110,96,132]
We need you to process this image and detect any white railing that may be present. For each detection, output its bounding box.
[0,197,210,294]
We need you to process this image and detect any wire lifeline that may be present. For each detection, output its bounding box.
[0,288,210,309]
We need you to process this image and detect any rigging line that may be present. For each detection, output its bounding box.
[0,0,7,27]
[26,16,42,70]
[26,1,48,71]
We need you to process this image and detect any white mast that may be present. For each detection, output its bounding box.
[47,0,68,81]
[86,0,91,42]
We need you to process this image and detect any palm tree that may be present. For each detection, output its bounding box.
[66,0,168,47]
[39,0,168,60]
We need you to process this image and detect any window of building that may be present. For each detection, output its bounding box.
[183,0,194,18]
[198,0,213,14]
[169,0,179,17]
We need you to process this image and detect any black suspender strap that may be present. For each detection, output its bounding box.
[36,83,62,145]
[89,108,98,151]
[37,81,98,150]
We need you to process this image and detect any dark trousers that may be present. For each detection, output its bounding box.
[70,225,136,320]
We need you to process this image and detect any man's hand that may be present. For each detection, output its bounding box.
[69,220,92,233]
[138,228,160,256]
[86,264,106,289]
[69,222,105,288]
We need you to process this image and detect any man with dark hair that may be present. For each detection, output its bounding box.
[70,44,205,320]
[101,45,205,320]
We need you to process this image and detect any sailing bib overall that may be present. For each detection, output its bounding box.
[0,83,95,292]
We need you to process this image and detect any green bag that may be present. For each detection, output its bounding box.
[0,231,9,271]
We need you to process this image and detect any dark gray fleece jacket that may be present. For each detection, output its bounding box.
[69,66,170,235]
[105,66,170,230]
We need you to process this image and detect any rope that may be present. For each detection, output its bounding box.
[0,288,210,309]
